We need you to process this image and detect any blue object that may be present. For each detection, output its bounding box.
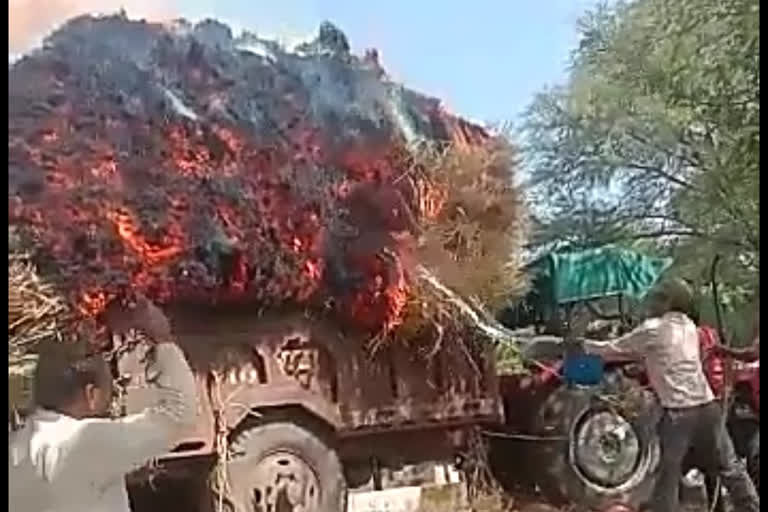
[562,353,604,386]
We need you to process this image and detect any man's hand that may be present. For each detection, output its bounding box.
[563,336,586,357]
[102,294,172,343]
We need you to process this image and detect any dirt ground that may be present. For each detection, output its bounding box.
[127,477,714,512]
[466,490,711,512]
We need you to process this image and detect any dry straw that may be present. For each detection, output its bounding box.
[8,252,72,365]
[411,138,528,306]
[390,138,529,371]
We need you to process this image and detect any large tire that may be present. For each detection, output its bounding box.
[224,421,346,512]
[528,371,661,509]
[747,430,759,494]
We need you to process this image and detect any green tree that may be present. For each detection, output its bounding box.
[522,0,759,303]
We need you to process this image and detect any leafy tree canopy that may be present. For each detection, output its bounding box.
[521,0,759,327]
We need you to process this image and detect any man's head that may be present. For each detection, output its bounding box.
[33,341,113,419]
[645,278,694,318]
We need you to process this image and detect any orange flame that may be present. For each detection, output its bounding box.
[9,28,492,336]
[108,209,184,265]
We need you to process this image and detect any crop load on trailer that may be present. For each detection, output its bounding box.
[9,14,525,344]
[9,14,527,512]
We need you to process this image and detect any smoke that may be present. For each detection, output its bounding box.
[9,0,175,54]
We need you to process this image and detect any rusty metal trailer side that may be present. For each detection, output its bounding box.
[117,310,502,502]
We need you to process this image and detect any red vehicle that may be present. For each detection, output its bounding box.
[489,249,670,508]
[488,322,760,509]
[722,357,760,489]
[490,249,760,509]
[698,324,759,490]
[490,334,664,509]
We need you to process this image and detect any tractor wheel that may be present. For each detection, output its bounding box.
[223,421,346,512]
[528,372,661,509]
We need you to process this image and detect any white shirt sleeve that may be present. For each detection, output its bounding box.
[50,343,198,486]
[582,318,660,361]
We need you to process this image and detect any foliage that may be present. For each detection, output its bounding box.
[521,0,759,302]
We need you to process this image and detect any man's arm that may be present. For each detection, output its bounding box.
[59,342,198,486]
[56,297,199,485]
[581,319,658,362]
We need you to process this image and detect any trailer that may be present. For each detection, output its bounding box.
[117,248,671,511]
[114,306,500,512]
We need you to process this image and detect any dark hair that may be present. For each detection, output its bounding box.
[33,341,111,411]
[688,305,701,325]
[651,278,694,315]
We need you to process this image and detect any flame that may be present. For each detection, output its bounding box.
[79,289,107,316]
[90,158,117,179]
[304,260,321,280]
[108,209,184,265]
[9,16,492,334]
[418,181,447,220]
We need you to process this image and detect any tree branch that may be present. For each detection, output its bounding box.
[623,162,697,191]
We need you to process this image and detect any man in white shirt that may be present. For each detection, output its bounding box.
[580,278,759,512]
[9,295,198,512]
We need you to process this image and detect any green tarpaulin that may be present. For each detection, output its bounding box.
[527,247,673,307]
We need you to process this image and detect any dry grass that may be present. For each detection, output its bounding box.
[8,250,73,415]
[389,138,528,368]
[470,492,568,512]
[410,138,529,309]
[458,428,570,512]
[8,251,72,365]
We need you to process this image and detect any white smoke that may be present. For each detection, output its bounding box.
[9,0,176,54]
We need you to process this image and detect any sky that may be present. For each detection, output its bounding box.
[167,0,600,125]
[10,0,601,124]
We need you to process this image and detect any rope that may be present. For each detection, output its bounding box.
[210,371,230,512]
[481,429,569,442]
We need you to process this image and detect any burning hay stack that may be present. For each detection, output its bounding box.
[8,14,527,353]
